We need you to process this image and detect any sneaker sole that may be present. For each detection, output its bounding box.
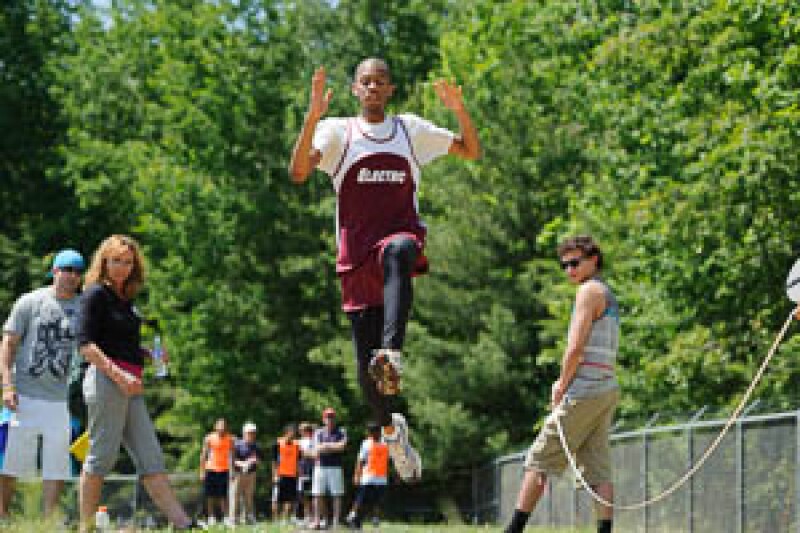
[388,414,422,482]
[368,352,401,395]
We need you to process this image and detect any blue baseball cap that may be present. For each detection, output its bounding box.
[51,249,85,271]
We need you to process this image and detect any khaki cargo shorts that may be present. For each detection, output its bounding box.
[525,388,619,485]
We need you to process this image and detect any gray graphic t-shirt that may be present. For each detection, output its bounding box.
[3,287,80,401]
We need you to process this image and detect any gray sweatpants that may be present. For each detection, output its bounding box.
[82,365,166,476]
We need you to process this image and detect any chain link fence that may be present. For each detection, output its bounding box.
[12,473,201,528]
[473,408,800,532]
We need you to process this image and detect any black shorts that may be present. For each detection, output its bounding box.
[298,477,312,495]
[204,471,230,498]
[277,476,298,503]
[355,484,386,507]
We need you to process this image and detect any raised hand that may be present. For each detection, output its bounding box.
[309,66,333,120]
[433,79,465,112]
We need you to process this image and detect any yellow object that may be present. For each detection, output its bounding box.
[70,431,89,462]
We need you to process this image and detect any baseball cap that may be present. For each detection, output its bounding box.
[52,249,85,270]
[243,422,257,433]
[322,407,336,418]
[50,249,85,276]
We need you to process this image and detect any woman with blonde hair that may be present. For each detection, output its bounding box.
[76,235,195,530]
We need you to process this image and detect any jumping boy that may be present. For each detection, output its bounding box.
[288,58,480,481]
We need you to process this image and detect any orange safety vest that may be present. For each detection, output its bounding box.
[364,440,389,479]
[277,438,300,477]
[205,433,233,472]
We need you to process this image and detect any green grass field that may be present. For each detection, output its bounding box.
[0,518,592,532]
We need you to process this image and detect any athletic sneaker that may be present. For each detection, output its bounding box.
[174,518,209,530]
[384,413,422,481]
[368,349,403,395]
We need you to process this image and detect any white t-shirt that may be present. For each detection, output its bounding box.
[313,114,455,176]
[3,287,80,402]
[298,436,315,479]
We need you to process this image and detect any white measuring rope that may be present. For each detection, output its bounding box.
[556,307,798,511]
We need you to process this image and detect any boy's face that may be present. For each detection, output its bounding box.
[352,63,395,112]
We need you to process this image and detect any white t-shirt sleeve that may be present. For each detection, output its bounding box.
[312,118,348,176]
[358,440,369,462]
[398,113,455,166]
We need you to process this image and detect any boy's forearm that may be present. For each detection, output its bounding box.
[289,114,321,182]
[452,105,481,160]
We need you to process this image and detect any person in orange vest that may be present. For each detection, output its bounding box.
[271,423,300,524]
[346,421,390,530]
[199,418,234,524]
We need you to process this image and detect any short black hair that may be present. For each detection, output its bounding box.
[366,421,381,438]
[557,235,603,269]
[354,58,391,81]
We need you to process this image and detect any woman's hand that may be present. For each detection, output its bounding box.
[2,386,17,411]
[550,380,566,409]
[111,365,143,396]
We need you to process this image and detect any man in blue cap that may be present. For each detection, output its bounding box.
[0,249,85,519]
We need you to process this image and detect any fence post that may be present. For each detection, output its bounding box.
[494,458,501,523]
[737,401,760,533]
[642,429,648,532]
[132,478,139,525]
[642,413,659,533]
[796,410,800,533]
[572,475,578,527]
[687,406,707,533]
[471,465,478,524]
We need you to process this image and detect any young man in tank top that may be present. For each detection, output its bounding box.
[271,423,300,524]
[346,421,390,530]
[505,236,620,533]
[200,418,233,525]
[289,58,480,482]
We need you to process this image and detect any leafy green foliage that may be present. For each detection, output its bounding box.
[2,0,799,505]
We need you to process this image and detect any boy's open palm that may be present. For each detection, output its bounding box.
[309,66,333,120]
[433,79,465,111]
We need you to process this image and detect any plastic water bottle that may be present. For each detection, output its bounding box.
[152,334,168,378]
[95,505,110,531]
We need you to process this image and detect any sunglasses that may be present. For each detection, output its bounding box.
[559,257,585,270]
[59,267,84,274]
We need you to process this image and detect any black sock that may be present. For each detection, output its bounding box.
[597,519,612,533]
[505,510,530,533]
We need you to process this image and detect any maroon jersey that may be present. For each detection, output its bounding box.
[331,117,425,273]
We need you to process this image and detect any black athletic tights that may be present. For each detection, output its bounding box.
[347,237,418,428]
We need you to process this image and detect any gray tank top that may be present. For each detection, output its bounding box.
[566,277,619,399]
